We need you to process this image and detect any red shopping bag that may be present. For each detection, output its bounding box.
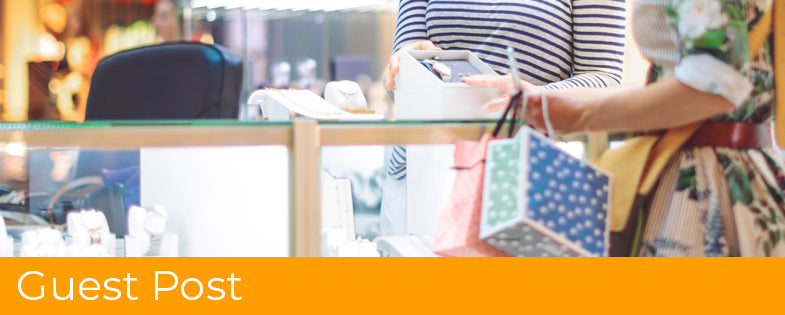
[433,133,510,256]
[432,90,523,257]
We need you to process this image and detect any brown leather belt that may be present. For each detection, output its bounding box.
[643,121,772,149]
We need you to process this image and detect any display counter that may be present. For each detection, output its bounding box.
[0,119,607,257]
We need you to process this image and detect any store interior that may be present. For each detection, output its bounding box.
[0,0,652,257]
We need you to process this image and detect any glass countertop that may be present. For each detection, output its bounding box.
[0,119,505,130]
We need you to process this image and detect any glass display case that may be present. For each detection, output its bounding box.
[0,119,604,257]
[0,120,292,257]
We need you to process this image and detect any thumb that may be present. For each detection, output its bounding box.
[416,40,442,51]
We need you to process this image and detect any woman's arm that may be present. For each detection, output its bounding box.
[523,76,735,134]
[527,0,758,134]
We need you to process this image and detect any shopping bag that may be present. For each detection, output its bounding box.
[432,133,509,256]
[432,90,523,257]
[480,97,611,257]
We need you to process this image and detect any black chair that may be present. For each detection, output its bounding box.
[85,42,244,120]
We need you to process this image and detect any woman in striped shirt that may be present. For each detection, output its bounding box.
[384,0,627,92]
[379,0,627,236]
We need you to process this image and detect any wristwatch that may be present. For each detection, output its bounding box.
[143,209,167,256]
[338,82,360,110]
[80,210,104,246]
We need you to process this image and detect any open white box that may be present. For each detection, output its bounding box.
[394,50,501,120]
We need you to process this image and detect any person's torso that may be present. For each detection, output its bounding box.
[633,0,775,122]
[424,0,575,84]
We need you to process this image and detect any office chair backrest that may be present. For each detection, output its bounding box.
[86,42,243,120]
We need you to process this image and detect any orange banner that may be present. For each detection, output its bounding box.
[0,258,783,314]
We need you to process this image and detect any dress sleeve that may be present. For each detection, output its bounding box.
[392,0,429,52]
[669,0,754,107]
[544,0,627,90]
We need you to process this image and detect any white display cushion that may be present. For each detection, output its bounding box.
[20,229,67,257]
[124,234,178,257]
[0,214,10,257]
[66,210,116,257]
[0,236,12,257]
[480,128,611,257]
[125,206,178,257]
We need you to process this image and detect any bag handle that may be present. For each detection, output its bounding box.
[491,89,523,138]
[492,47,527,138]
[541,94,555,139]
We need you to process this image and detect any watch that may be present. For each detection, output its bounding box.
[80,210,105,246]
[143,210,167,256]
[338,82,360,110]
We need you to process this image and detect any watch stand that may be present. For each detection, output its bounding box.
[324,80,369,112]
[125,206,178,257]
[0,218,13,257]
[65,210,116,257]
[20,228,67,257]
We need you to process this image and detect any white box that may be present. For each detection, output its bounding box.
[394,50,501,120]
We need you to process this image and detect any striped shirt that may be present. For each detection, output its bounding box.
[389,0,627,179]
[394,0,627,88]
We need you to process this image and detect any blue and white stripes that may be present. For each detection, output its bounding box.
[389,0,627,179]
[389,146,409,179]
[393,0,626,88]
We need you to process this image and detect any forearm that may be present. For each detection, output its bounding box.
[575,77,736,132]
[543,72,622,90]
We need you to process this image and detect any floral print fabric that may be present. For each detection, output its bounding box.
[629,0,785,256]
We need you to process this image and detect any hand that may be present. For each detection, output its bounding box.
[523,91,588,136]
[461,74,544,112]
[383,40,442,91]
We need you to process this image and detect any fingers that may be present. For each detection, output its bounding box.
[383,65,395,91]
[461,74,507,90]
[415,40,443,51]
[384,40,442,92]
[389,53,401,77]
[385,52,405,91]
[482,95,512,113]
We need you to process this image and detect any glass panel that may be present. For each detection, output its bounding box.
[139,145,289,257]
[320,145,385,257]
[0,143,290,257]
[317,130,591,257]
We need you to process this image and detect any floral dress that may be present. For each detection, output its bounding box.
[626,0,785,256]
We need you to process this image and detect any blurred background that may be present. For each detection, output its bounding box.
[0,0,400,122]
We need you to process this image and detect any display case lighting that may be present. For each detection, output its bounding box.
[4,141,27,157]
